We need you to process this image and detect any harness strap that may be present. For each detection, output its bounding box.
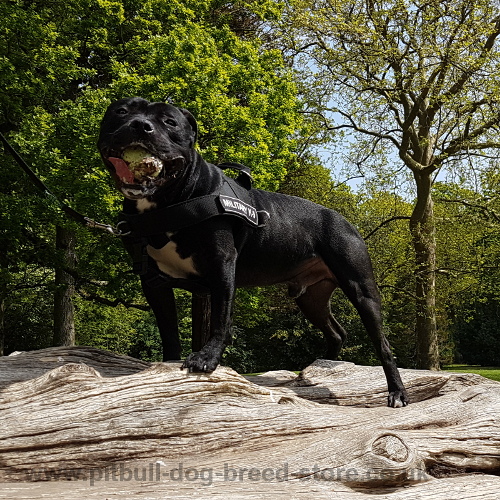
[118,180,268,238]
[121,175,270,276]
[217,162,253,189]
[119,194,220,236]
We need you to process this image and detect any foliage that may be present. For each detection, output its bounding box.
[0,0,303,356]
[2,0,500,371]
[435,172,500,367]
[74,298,146,354]
[279,0,500,369]
[283,0,500,174]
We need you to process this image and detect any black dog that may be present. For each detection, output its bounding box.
[98,97,408,407]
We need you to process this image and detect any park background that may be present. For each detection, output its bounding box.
[1,0,500,375]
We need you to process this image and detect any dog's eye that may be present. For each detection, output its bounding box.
[115,108,128,115]
[164,118,177,127]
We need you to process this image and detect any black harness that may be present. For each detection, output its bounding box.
[120,163,269,287]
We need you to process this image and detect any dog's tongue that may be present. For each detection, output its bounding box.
[108,157,135,184]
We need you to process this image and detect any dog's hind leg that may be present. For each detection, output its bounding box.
[339,277,408,407]
[294,279,347,360]
[319,228,409,407]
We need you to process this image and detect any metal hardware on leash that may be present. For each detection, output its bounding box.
[114,220,131,236]
[83,218,126,236]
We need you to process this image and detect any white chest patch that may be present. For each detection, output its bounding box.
[147,242,198,279]
[135,198,157,213]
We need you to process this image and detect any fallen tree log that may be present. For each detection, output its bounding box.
[0,346,499,499]
[245,358,489,406]
[1,475,500,500]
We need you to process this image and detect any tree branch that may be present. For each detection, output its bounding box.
[428,17,500,117]
[332,109,402,149]
[363,216,412,240]
[436,198,500,222]
[77,290,150,312]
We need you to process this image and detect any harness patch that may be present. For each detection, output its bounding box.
[219,195,258,226]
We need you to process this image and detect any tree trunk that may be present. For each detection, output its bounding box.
[1,348,500,498]
[0,296,4,356]
[53,226,76,347]
[410,171,439,370]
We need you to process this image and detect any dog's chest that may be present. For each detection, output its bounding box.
[134,200,198,279]
[147,239,198,279]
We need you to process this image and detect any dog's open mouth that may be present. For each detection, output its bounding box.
[108,146,162,184]
[106,145,184,186]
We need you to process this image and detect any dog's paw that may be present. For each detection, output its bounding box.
[387,390,409,408]
[181,351,220,373]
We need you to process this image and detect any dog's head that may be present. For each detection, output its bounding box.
[98,97,198,199]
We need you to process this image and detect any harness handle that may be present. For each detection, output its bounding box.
[217,162,253,189]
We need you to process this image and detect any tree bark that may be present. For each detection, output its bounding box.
[0,296,4,356]
[1,347,500,499]
[410,171,439,370]
[53,226,76,347]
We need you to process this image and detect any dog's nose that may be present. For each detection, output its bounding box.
[130,118,155,134]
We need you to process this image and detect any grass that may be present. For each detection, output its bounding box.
[245,365,500,382]
[442,365,500,382]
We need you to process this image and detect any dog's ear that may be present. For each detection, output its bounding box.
[180,108,198,147]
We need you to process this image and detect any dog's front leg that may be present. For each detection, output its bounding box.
[141,278,181,361]
[182,252,236,373]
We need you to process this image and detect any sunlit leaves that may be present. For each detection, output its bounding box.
[283,0,500,177]
[0,0,303,355]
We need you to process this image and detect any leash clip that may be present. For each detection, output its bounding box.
[114,220,132,237]
[84,218,130,237]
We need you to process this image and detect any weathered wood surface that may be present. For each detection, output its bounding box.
[245,358,489,406]
[1,475,500,499]
[1,346,499,499]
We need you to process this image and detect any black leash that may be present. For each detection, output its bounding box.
[0,132,123,235]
